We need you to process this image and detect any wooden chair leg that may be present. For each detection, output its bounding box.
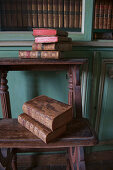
[75,146,86,170]
[12,151,17,170]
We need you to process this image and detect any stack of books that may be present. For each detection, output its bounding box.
[19,28,72,59]
[18,95,73,143]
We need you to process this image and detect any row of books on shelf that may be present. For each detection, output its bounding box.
[94,0,113,30]
[19,28,72,59]
[18,95,73,143]
[1,0,82,30]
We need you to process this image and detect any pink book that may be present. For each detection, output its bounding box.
[33,28,68,36]
[35,36,71,43]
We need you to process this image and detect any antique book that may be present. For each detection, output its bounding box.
[5,0,12,29]
[69,0,75,28]
[79,0,82,28]
[53,0,59,28]
[64,0,69,28]
[17,0,22,28]
[35,36,72,43]
[111,2,113,29]
[74,0,80,28]
[32,42,72,51]
[103,0,108,29]
[37,0,43,27]
[43,0,48,27]
[33,28,68,36]
[22,0,28,28]
[99,0,104,29]
[107,0,112,29]
[48,0,53,27]
[22,95,73,131]
[93,32,112,40]
[19,50,69,59]
[32,0,37,28]
[18,113,66,143]
[11,0,17,28]
[94,0,100,29]
[58,0,63,28]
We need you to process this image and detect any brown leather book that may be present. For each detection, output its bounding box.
[69,0,75,28]
[107,0,112,29]
[64,0,69,28]
[48,0,53,28]
[94,0,100,29]
[58,0,63,28]
[74,0,80,28]
[43,0,48,27]
[53,0,59,28]
[18,113,66,143]
[32,0,37,28]
[22,0,28,28]
[17,0,22,29]
[37,0,43,27]
[32,42,72,51]
[22,95,73,131]
[99,0,104,29]
[103,0,108,29]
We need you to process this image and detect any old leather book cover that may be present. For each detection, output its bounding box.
[18,113,66,143]
[34,36,71,43]
[32,42,72,51]
[22,95,73,131]
[33,28,68,36]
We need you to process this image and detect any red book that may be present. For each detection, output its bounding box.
[33,28,68,37]
[35,36,72,43]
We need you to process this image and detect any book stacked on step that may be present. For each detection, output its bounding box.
[18,95,73,143]
[19,28,72,59]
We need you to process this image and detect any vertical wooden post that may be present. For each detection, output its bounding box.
[0,71,11,118]
[75,147,86,170]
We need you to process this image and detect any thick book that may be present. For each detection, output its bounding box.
[43,0,48,27]
[37,0,43,27]
[53,0,59,28]
[32,42,72,51]
[22,95,73,131]
[94,0,100,29]
[33,28,68,37]
[99,0,104,29]
[48,0,53,27]
[17,0,22,28]
[103,0,108,29]
[32,0,37,28]
[35,36,72,43]
[74,0,80,28]
[18,113,66,143]
[107,0,112,29]
[69,0,75,28]
[64,0,69,28]
[19,50,69,59]
[58,0,63,28]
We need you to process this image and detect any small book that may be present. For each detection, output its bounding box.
[58,0,63,28]
[64,0,69,28]
[48,0,53,27]
[69,0,75,28]
[74,0,80,28]
[22,95,73,131]
[43,0,48,27]
[18,113,66,143]
[33,28,68,37]
[94,0,100,29]
[99,0,104,29]
[35,36,72,43]
[19,50,69,59]
[32,42,72,51]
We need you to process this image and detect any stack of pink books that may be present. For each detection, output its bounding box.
[19,28,72,59]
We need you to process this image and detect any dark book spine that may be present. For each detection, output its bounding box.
[1,1,7,30]
[74,0,80,28]
[99,0,104,29]
[53,0,59,28]
[48,0,53,27]
[58,0,63,28]
[69,0,75,28]
[22,0,28,28]
[17,0,22,29]
[12,0,17,28]
[32,0,37,28]
[5,0,12,30]
[107,0,112,29]
[64,0,69,28]
[43,0,48,27]
[94,0,100,29]
[79,0,82,28]
[103,0,108,29]
[0,2,1,30]
[111,2,113,29]
[37,0,43,27]
[27,0,32,29]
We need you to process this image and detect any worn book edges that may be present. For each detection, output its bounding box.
[58,0,63,28]
[37,0,43,27]
[43,0,48,27]
[33,28,68,36]
[32,43,72,51]
[48,0,53,27]
[22,95,73,131]
[18,113,66,143]
[35,36,72,43]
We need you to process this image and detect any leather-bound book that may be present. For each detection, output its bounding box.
[32,42,72,51]
[22,95,73,131]
[37,0,43,27]
[58,0,63,28]
[94,0,100,29]
[35,36,71,43]
[103,0,108,29]
[43,0,48,27]
[79,0,82,28]
[107,0,112,29]
[17,0,22,29]
[22,0,28,28]
[99,0,104,29]
[32,0,37,28]
[5,0,12,29]
[74,0,80,28]
[19,50,71,59]
[33,28,68,36]
[27,0,32,29]
[48,0,53,27]
[53,0,59,28]
[11,0,17,28]
[18,113,66,143]
[64,0,69,28]
[69,0,75,28]
[111,1,113,29]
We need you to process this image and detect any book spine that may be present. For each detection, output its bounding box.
[107,0,112,29]
[37,0,43,27]
[58,0,63,28]
[18,113,48,143]
[27,0,32,29]
[69,0,75,28]
[12,0,17,28]
[0,3,1,31]
[53,0,59,28]
[32,0,37,28]
[1,1,7,30]
[19,50,60,59]
[5,0,11,30]
[32,43,72,51]
[99,0,104,29]
[103,0,108,29]
[17,0,22,29]
[64,0,69,28]
[22,0,28,28]
[111,2,113,29]
[94,0,100,29]
[74,0,80,28]
[79,0,82,28]
[35,36,70,43]
[43,0,48,27]
[48,0,53,27]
